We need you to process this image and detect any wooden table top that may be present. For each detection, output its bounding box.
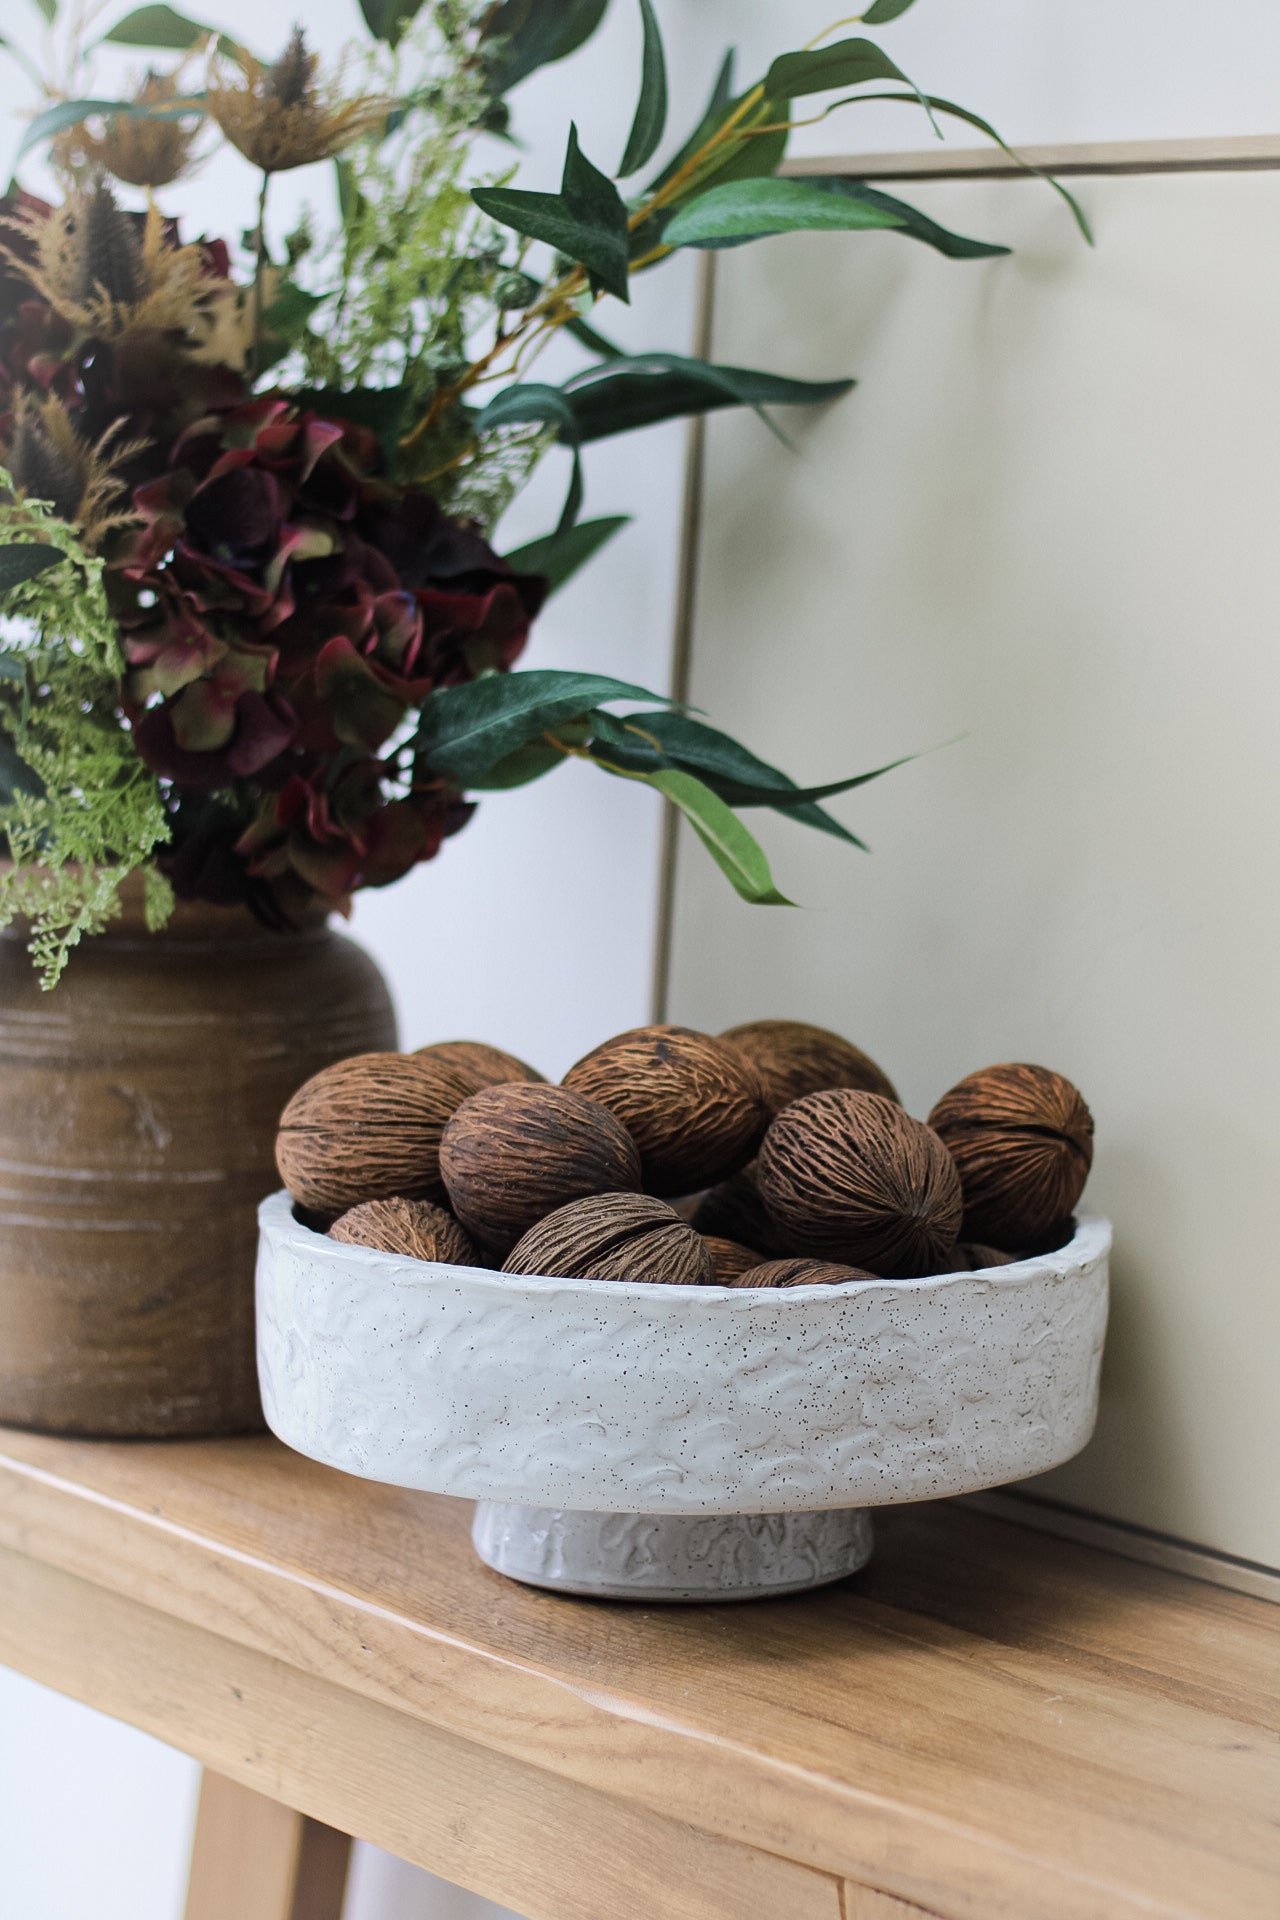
[0,1427,1276,1920]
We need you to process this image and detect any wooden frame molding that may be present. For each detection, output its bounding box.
[782,134,1280,184]
[655,131,1280,1595]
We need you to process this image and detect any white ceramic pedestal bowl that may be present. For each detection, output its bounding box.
[256,1193,1110,1603]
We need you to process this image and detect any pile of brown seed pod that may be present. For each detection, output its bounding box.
[273,1020,1094,1289]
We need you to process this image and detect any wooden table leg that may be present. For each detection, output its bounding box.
[184,1769,352,1920]
[843,1887,945,1920]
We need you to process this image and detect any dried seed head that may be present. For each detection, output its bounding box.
[440,1082,643,1257]
[731,1257,879,1289]
[265,28,318,109]
[960,1243,1017,1270]
[757,1089,963,1277]
[75,176,142,307]
[3,192,212,344]
[928,1063,1094,1248]
[503,1192,714,1286]
[688,1161,788,1256]
[701,1235,765,1283]
[5,400,85,523]
[721,1019,898,1117]
[73,72,202,191]
[1,393,141,549]
[275,1052,483,1215]
[413,1040,545,1088]
[562,1025,769,1196]
[329,1196,480,1267]
[207,34,389,174]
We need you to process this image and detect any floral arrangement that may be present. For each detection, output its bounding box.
[0,0,1082,983]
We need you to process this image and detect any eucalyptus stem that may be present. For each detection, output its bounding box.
[250,170,270,383]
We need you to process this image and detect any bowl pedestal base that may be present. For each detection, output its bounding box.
[471,1502,875,1602]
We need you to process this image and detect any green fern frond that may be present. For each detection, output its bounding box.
[0,479,170,987]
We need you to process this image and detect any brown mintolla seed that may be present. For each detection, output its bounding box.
[689,1161,787,1255]
[413,1039,545,1088]
[503,1192,714,1286]
[701,1235,766,1283]
[275,1052,481,1215]
[721,1018,898,1116]
[440,1082,642,1257]
[731,1257,877,1288]
[928,1063,1094,1248]
[757,1089,963,1278]
[329,1197,480,1267]
[960,1242,1017,1270]
[563,1024,768,1197]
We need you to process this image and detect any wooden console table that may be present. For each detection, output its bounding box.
[0,1429,1276,1920]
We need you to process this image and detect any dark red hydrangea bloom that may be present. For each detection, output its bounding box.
[112,397,546,916]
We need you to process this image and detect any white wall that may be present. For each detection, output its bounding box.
[2,2,1276,1915]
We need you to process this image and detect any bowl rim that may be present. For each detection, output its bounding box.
[258,1190,1111,1301]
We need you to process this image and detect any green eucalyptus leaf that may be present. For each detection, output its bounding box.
[460,740,567,791]
[644,84,787,206]
[476,382,583,531]
[643,768,795,906]
[662,175,905,249]
[16,93,203,163]
[473,122,631,301]
[632,84,790,264]
[482,0,610,97]
[502,515,629,594]
[357,0,425,45]
[707,46,735,112]
[561,353,852,444]
[0,543,65,594]
[765,36,914,101]
[618,0,667,176]
[564,314,623,358]
[841,90,1093,242]
[416,668,674,785]
[799,177,1009,258]
[862,0,919,22]
[99,5,215,48]
[908,93,1094,243]
[586,709,901,844]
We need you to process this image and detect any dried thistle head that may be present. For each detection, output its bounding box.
[1,393,142,550]
[3,180,214,344]
[207,27,389,174]
[70,71,203,192]
[264,26,319,110]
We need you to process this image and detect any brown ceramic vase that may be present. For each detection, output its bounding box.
[0,883,396,1436]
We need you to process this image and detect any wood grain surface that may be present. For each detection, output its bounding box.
[184,1772,351,1920]
[0,1428,1276,1920]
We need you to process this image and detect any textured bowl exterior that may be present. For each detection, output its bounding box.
[257,1191,1109,1515]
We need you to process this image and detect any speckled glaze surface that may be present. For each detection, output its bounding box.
[256,1192,1110,1515]
[470,1504,876,1601]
